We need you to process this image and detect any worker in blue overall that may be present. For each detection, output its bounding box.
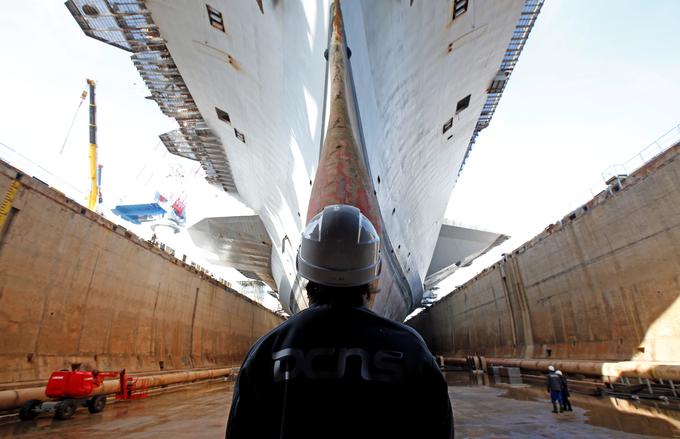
[556,370,572,411]
[226,204,453,439]
[546,365,563,413]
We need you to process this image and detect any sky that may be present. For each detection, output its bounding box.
[1,1,679,306]
[439,0,680,295]
[0,0,267,306]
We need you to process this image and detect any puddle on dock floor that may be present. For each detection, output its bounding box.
[0,372,679,437]
[445,370,680,438]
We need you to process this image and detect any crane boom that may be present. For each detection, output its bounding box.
[59,89,87,155]
[86,79,99,210]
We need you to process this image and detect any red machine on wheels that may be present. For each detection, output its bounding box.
[19,368,146,421]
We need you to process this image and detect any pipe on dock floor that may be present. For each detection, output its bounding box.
[443,357,680,381]
[0,367,235,411]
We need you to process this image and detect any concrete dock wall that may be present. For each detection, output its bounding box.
[0,160,283,384]
[410,144,680,362]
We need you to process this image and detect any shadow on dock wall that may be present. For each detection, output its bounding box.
[0,161,283,384]
[410,144,680,363]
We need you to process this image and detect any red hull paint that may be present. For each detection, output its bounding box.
[306,0,409,319]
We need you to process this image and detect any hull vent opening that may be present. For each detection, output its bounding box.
[453,0,468,20]
[206,4,226,32]
[456,95,471,113]
[443,117,453,134]
[216,107,231,124]
[234,129,246,143]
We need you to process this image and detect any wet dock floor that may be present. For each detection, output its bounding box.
[1,372,679,438]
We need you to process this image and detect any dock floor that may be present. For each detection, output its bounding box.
[1,372,678,438]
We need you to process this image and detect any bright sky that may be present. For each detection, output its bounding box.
[439,0,680,295]
[0,0,266,305]
[1,1,679,305]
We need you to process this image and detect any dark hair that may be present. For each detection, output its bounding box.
[306,281,371,307]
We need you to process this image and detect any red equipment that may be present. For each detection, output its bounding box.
[45,369,117,399]
[19,368,147,421]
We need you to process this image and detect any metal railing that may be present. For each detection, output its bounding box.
[458,0,545,179]
[569,123,680,210]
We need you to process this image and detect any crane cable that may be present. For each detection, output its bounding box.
[59,89,88,155]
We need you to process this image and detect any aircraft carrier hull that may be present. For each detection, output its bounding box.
[64,0,543,320]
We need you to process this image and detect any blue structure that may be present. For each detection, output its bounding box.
[111,203,167,225]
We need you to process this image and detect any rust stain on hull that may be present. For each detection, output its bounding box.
[307,1,410,315]
[307,0,379,231]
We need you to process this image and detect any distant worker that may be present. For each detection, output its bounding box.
[226,204,453,439]
[546,365,563,413]
[556,370,572,411]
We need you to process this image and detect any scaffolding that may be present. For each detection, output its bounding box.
[65,0,237,192]
[458,0,545,177]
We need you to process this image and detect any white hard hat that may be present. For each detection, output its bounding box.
[548,365,555,372]
[297,204,381,287]
[556,370,563,376]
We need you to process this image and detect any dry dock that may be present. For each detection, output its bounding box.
[3,139,680,435]
[0,158,282,388]
[410,143,680,368]
[1,372,678,438]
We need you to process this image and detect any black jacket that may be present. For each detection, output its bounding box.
[226,303,454,439]
[546,372,562,392]
[559,376,570,397]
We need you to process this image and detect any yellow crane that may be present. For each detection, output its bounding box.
[86,79,102,210]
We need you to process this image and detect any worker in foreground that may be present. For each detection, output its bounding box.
[226,204,453,438]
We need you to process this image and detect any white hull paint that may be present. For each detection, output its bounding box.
[67,0,542,320]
